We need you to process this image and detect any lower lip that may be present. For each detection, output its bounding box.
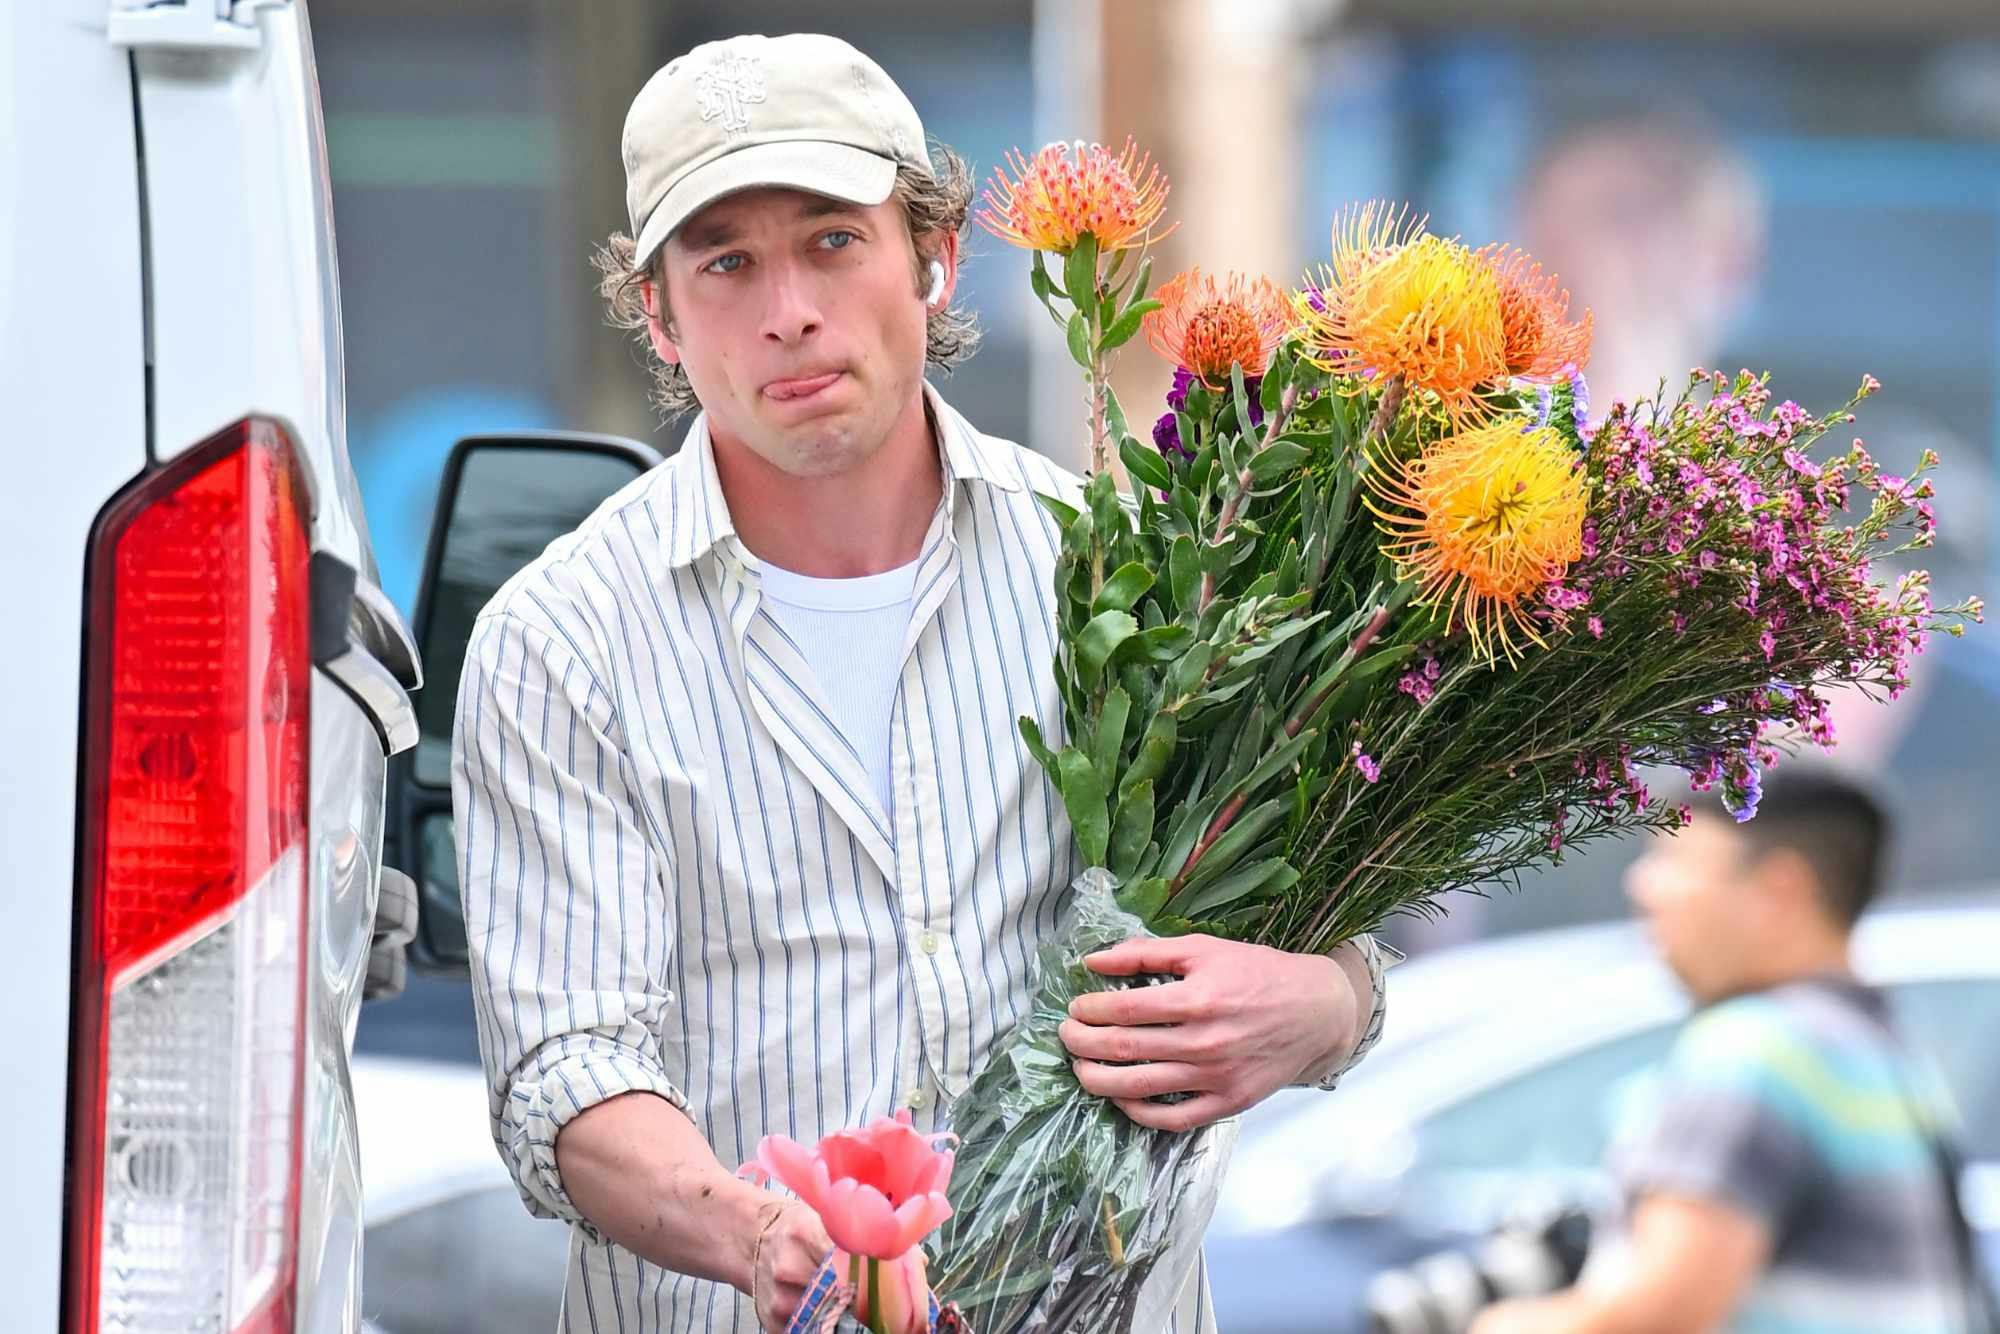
[764,372,842,403]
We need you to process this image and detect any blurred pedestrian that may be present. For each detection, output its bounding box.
[1471,769,1993,1334]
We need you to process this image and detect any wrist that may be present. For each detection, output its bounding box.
[1296,943,1370,1085]
[741,1196,792,1297]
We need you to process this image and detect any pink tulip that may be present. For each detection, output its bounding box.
[742,1108,955,1260]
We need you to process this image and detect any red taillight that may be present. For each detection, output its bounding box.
[69,417,312,1334]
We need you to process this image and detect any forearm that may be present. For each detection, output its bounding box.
[553,1089,774,1292]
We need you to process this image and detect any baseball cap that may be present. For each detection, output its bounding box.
[622,33,932,270]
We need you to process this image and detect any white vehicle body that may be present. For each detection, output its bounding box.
[3,2,418,1331]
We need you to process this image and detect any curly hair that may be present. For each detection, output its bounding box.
[592,142,981,421]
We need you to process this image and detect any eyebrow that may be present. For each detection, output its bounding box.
[677,197,866,254]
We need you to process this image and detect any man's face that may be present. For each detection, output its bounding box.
[647,186,946,479]
[1623,813,1765,1003]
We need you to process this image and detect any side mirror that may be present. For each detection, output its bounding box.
[388,431,665,971]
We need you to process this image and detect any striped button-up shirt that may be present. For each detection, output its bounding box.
[452,387,1368,1333]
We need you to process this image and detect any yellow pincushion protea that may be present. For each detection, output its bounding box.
[977,138,1173,255]
[1296,202,1509,425]
[1366,421,1586,663]
[1143,267,1289,388]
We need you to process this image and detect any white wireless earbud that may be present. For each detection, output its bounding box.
[923,259,947,307]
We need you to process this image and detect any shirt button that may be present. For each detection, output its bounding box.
[920,930,940,955]
[905,1086,928,1110]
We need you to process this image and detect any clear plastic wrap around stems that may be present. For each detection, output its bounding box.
[931,869,1238,1333]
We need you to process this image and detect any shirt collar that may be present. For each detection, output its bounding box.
[660,383,1023,572]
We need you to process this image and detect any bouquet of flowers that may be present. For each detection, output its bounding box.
[922,140,1983,1333]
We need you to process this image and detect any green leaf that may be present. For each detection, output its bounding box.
[1018,715,1057,775]
[1108,780,1154,879]
[1260,355,1287,414]
[1066,311,1091,368]
[1247,440,1311,484]
[1167,642,1214,697]
[1093,562,1156,615]
[1121,711,1177,797]
[1179,856,1298,920]
[1030,253,1056,303]
[1171,798,1288,900]
[1126,623,1196,664]
[1101,298,1161,351]
[1103,385,1135,451]
[1121,436,1173,493]
[1056,746,1110,867]
[1168,535,1201,613]
[1231,363,1256,442]
[1114,874,1169,921]
[1063,234,1100,322]
[1038,494,1081,527]
[1093,686,1132,781]
[1076,609,1139,688]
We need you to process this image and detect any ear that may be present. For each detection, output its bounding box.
[921,232,962,309]
[1757,846,1827,922]
[639,275,683,367]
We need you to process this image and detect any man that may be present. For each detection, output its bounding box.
[452,33,1389,1334]
[1473,771,1983,1334]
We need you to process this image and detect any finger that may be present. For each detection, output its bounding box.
[1073,1058,1206,1100]
[1083,935,1206,977]
[1113,1091,1236,1133]
[1068,977,1206,1027]
[1057,1016,1189,1063]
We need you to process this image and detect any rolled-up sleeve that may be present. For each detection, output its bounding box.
[451,607,688,1242]
[1303,934,1400,1091]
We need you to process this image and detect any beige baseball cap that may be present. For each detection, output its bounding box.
[622,33,931,269]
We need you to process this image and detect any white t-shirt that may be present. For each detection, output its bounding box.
[757,557,919,813]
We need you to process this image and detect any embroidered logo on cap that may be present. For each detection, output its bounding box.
[695,51,766,134]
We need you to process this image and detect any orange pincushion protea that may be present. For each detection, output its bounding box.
[1143,268,1289,388]
[1366,420,1586,663]
[977,138,1173,255]
[1478,244,1593,381]
[1296,202,1508,425]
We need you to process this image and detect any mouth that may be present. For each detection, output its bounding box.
[763,370,844,403]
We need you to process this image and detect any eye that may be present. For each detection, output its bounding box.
[818,229,858,251]
[703,252,747,275]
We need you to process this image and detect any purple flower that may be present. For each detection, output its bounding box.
[1152,411,1186,460]
[1587,616,1605,639]
[1565,365,1591,436]
[1165,366,1195,412]
[1723,755,1764,822]
[1350,740,1381,784]
[1527,382,1554,433]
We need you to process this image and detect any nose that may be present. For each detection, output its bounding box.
[759,259,822,347]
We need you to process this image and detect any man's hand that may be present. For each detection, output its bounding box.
[1058,934,1362,1131]
[748,1199,835,1334]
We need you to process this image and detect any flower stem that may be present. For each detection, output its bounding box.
[1283,603,1395,741]
[1196,379,1301,614]
[866,1255,887,1334]
[1365,375,1406,453]
[1100,1194,1127,1268]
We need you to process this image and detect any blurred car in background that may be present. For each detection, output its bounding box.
[1204,898,2000,1334]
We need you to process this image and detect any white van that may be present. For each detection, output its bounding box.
[3,4,655,1331]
